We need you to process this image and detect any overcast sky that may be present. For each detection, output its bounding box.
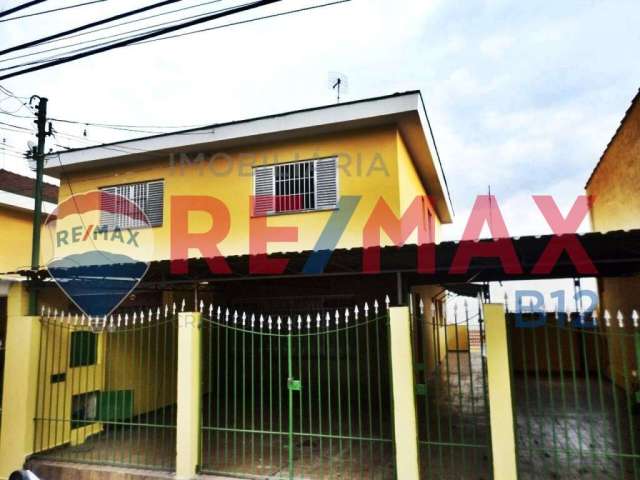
[1,0,638,307]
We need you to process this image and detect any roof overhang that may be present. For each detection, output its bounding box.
[20,229,640,286]
[0,189,55,214]
[45,91,453,223]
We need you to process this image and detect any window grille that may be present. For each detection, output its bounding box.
[253,157,338,215]
[99,180,164,229]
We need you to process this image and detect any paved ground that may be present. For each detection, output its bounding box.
[418,350,640,480]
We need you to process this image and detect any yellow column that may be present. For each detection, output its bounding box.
[176,311,201,479]
[388,306,420,480]
[0,282,40,479]
[483,303,518,480]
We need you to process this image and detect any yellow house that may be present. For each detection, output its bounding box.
[1,91,467,479]
[585,88,640,389]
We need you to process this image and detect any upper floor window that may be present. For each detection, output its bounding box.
[99,180,164,229]
[253,157,338,216]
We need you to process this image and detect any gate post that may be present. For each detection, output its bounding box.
[388,306,420,480]
[483,303,518,480]
[0,282,40,478]
[176,312,201,479]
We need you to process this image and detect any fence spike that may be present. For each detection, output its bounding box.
[316,313,321,328]
[172,302,176,315]
[117,314,122,327]
[306,314,311,329]
[133,312,138,324]
[251,313,255,329]
[324,312,330,327]
[335,309,340,326]
[374,299,379,315]
[102,316,108,328]
[385,295,390,310]
[199,300,204,313]
[242,312,247,326]
[46,306,51,317]
[345,308,350,324]
[354,305,359,320]
[277,316,282,331]
[604,309,611,327]
[148,308,153,321]
[233,310,238,324]
[164,304,169,318]
[297,315,302,330]
[53,308,58,318]
[225,308,229,323]
[209,303,213,318]
[41,305,45,316]
[259,314,264,329]
[125,313,130,326]
[288,316,292,331]
[268,315,273,330]
[181,298,186,312]
[617,310,624,328]
[364,302,369,318]
[419,298,424,315]
[217,306,221,320]
[592,309,598,326]
[632,310,639,328]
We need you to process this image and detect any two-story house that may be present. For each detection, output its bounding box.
[43,90,453,312]
[1,91,457,479]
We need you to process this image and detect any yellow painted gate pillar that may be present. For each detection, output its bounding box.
[176,311,201,479]
[483,303,518,480]
[0,282,40,479]
[388,306,420,480]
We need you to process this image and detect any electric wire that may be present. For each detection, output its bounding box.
[0,0,107,23]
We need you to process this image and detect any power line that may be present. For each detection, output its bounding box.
[0,0,226,67]
[0,0,184,56]
[12,0,225,51]
[0,0,107,23]
[0,0,350,77]
[0,0,281,80]
[0,0,49,19]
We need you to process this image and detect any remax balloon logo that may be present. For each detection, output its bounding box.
[43,190,155,317]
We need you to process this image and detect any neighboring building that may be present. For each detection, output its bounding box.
[0,168,58,275]
[0,168,57,449]
[586,88,640,389]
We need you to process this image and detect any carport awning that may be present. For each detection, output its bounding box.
[21,229,640,287]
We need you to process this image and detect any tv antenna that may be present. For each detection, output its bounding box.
[328,72,349,103]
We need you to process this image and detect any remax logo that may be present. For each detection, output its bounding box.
[43,190,155,317]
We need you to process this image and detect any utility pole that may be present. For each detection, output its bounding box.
[28,95,49,315]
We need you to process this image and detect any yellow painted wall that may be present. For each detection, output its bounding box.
[0,206,37,274]
[446,324,469,351]
[103,319,177,417]
[586,95,640,390]
[33,322,105,451]
[397,132,440,244]
[57,127,441,261]
[411,285,445,375]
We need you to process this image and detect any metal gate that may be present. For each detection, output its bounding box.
[200,301,396,479]
[32,307,178,470]
[413,298,493,479]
